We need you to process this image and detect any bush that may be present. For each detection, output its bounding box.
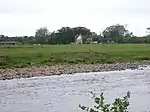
[79,91,130,112]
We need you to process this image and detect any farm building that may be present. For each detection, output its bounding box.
[0,41,22,46]
[76,34,83,44]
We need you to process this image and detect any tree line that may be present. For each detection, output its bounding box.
[1,24,150,44]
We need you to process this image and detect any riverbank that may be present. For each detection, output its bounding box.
[0,61,150,80]
[1,44,150,80]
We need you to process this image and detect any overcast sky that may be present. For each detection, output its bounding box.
[0,0,150,36]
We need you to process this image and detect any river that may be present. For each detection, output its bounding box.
[0,66,150,112]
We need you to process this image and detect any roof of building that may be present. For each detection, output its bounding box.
[76,34,82,40]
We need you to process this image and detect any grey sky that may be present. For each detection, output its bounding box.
[0,0,150,36]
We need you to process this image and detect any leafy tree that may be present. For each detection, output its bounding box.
[47,31,57,44]
[72,27,92,36]
[72,27,92,43]
[91,33,102,43]
[85,38,92,44]
[52,27,75,44]
[0,35,5,41]
[102,24,132,43]
[2,25,150,44]
[35,27,50,37]
[144,36,150,43]
[35,27,50,44]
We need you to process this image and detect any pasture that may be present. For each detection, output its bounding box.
[0,44,150,68]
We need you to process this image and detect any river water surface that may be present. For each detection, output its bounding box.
[0,66,150,112]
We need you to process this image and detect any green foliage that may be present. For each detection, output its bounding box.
[52,27,76,44]
[33,26,93,44]
[79,91,130,112]
[72,27,92,36]
[1,25,150,44]
[35,27,50,37]
[35,27,50,44]
[102,24,133,43]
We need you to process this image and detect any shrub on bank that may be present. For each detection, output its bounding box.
[79,91,130,112]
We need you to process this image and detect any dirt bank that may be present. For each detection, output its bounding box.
[0,61,150,80]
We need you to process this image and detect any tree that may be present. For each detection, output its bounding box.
[49,27,75,44]
[72,27,92,43]
[47,31,57,44]
[35,27,50,44]
[91,32,102,43]
[144,36,150,43]
[102,24,132,43]
[35,27,50,37]
[72,27,92,36]
[0,35,5,41]
[85,38,92,44]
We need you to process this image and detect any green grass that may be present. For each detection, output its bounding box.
[0,44,150,68]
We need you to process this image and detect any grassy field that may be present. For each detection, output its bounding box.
[0,44,150,68]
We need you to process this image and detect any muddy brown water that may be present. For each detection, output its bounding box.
[0,66,150,112]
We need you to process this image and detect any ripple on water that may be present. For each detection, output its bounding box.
[0,66,150,112]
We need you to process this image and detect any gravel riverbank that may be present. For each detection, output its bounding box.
[0,61,150,80]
